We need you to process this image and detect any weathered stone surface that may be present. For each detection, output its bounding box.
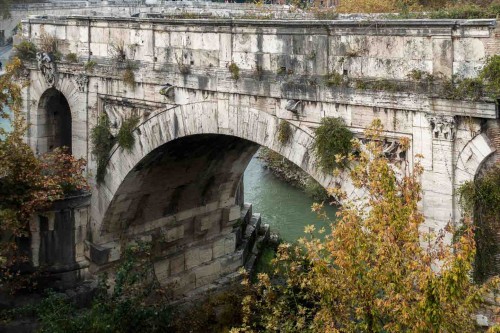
[19,15,500,296]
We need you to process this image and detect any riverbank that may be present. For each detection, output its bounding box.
[257,148,330,202]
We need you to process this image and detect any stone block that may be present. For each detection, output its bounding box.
[163,225,184,243]
[153,258,170,282]
[212,237,226,259]
[194,261,222,287]
[224,233,237,255]
[222,205,240,226]
[185,245,213,270]
[170,253,185,275]
[84,241,110,265]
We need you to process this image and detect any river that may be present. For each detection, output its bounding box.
[243,155,338,243]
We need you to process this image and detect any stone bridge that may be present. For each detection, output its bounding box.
[18,16,499,296]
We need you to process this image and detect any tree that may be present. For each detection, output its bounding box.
[0,58,88,290]
[232,120,499,333]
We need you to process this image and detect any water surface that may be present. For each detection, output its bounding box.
[244,156,337,243]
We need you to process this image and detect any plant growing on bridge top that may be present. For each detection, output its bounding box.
[84,60,97,73]
[39,32,62,60]
[313,117,353,172]
[277,119,292,145]
[14,40,37,61]
[65,52,78,63]
[117,115,140,152]
[91,113,114,183]
[229,62,240,80]
[233,120,500,333]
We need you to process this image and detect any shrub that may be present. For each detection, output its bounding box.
[117,115,140,151]
[84,60,97,73]
[277,120,292,145]
[325,71,344,87]
[109,40,126,62]
[123,61,138,89]
[65,52,78,63]
[39,33,61,59]
[91,114,114,183]
[14,40,37,61]
[229,62,240,80]
[313,117,353,172]
[234,120,497,333]
[479,55,500,99]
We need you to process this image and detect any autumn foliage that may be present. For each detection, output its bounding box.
[0,58,88,289]
[232,120,499,333]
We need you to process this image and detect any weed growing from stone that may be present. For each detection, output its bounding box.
[65,52,78,63]
[84,60,97,73]
[91,114,114,183]
[229,62,240,80]
[117,115,140,152]
[313,117,353,172]
[14,40,37,61]
[277,119,292,145]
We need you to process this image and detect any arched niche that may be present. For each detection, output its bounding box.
[36,88,72,154]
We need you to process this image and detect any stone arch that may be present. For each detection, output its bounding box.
[453,133,496,220]
[92,100,337,242]
[36,88,72,154]
[30,72,86,158]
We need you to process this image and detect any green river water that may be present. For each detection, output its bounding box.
[243,156,337,243]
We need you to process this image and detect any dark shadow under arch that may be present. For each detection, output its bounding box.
[37,88,72,154]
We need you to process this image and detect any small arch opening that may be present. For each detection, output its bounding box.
[37,88,72,154]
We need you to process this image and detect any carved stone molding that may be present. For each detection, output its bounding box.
[75,73,89,93]
[361,138,407,164]
[36,52,56,87]
[159,84,175,99]
[425,114,456,141]
[285,99,302,113]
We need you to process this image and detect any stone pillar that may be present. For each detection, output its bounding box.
[422,114,456,236]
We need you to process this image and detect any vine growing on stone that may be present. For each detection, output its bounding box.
[91,113,114,183]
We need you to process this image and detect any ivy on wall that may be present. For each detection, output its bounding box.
[458,164,500,283]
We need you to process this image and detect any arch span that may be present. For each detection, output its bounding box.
[93,100,337,240]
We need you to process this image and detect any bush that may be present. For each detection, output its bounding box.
[233,120,497,333]
[313,117,353,172]
[91,114,114,183]
[65,52,78,63]
[14,40,37,61]
[277,120,292,145]
[117,116,140,151]
[479,55,500,99]
[229,62,240,80]
[325,71,344,87]
[84,60,97,73]
[39,33,61,60]
[123,61,137,89]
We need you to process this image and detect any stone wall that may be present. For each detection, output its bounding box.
[18,16,499,295]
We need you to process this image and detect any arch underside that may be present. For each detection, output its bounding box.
[95,100,339,240]
[104,134,259,234]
